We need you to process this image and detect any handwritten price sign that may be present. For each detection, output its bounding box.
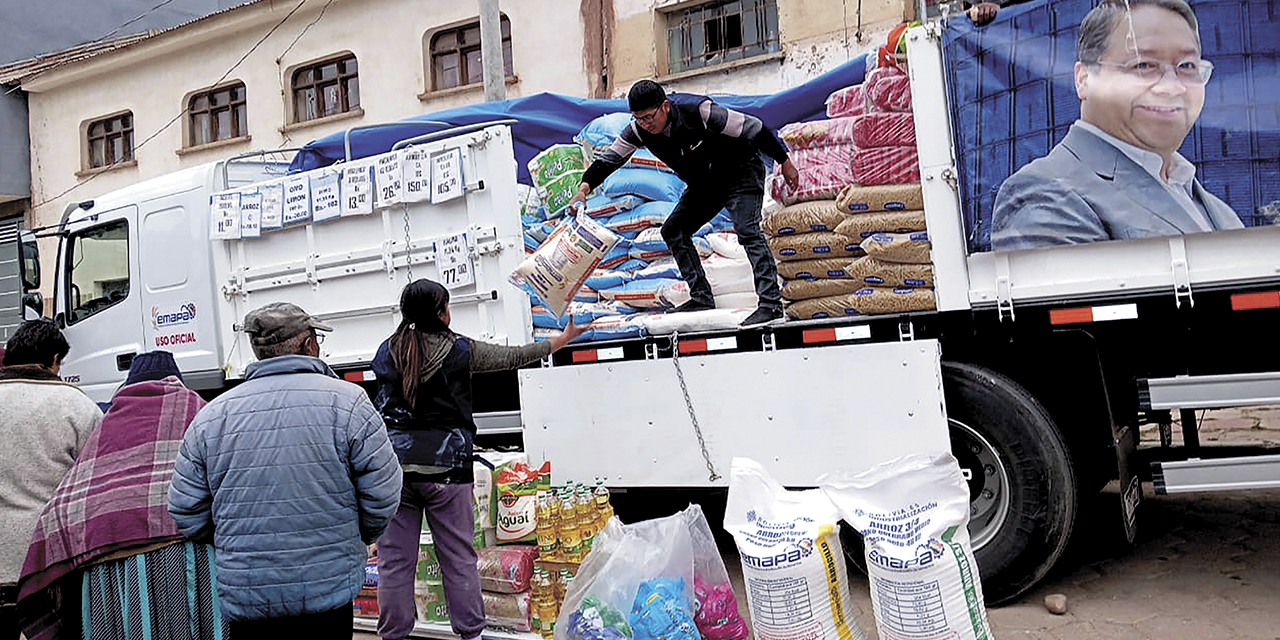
[434,232,474,290]
[430,148,464,204]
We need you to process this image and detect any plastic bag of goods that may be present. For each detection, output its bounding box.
[478,545,538,593]
[529,144,588,189]
[771,146,857,206]
[495,460,551,544]
[599,278,690,309]
[778,117,858,150]
[510,214,621,318]
[852,146,920,186]
[819,453,993,640]
[826,83,866,118]
[853,112,916,148]
[866,69,913,112]
[585,195,644,219]
[485,590,534,632]
[724,457,868,640]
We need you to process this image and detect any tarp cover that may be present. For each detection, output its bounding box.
[287,55,869,183]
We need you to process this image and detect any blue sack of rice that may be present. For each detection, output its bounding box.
[586,269,632,291]
[613,258,649,273]
[598,239,634,269]
[574,286,601,303]
[584,194,643,219]
[523,234,540,254]
[576,112,633,152]
[708,209,734,232]
[601,167,686,202]
[599,278,690,309]
[626,149,675,174]
[581,314,649,341]
[525,219,563,244]
[633,259,680,281]
[605,201,674,235]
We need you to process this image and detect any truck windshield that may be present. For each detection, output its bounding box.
[65,220,129,324]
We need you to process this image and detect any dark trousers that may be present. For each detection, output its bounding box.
[377,480,484,640]
[660,156,782,310]
[0,604,16,640]
[228,604,353,638]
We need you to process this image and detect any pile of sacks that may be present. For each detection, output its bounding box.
[763,56,933,319]
[519,114,761,343]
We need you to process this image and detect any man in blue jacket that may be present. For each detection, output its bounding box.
[168,302,402,637]
[570,80,800,328]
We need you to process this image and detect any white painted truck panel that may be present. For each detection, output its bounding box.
[214,126,532,379]
[520,339,951,487]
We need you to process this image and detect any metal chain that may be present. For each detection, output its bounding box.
[669,331,721,482]
[402,203,414,281]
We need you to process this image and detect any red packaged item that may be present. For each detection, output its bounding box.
[482,590,533,632]
[853,112,916,148]
[477,544,538,593]
[852,146,920,186]
[825,84,865,118]
[354,595,380,618]
[770,145,857,205]
[779,117,858,150]
[867,74,912,112]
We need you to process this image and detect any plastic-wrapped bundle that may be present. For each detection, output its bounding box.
[778,117,858,151]
[770,145,857,206]
[867,72,912,112]
[826,84,866,118]
[852,145,920,186]
[529,144,587,188]
[853,112,916,148]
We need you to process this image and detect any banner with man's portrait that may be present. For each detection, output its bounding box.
[944,0,1279,253]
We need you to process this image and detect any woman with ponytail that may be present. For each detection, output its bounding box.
[371,279,582,640]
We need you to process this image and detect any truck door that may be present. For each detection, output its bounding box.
[57,208,145,402]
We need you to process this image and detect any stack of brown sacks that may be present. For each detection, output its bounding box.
[763,200,864,310]
[780,184,937,319]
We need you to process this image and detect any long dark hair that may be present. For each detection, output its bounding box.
[389,279,451,406]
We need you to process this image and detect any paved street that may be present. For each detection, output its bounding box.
[359,407,1280,640]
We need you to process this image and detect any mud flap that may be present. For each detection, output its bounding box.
[1113,422,1141,544]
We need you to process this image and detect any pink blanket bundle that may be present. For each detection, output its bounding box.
[852,145,920,186]
[853,112,916,148]
[779,116,858,150]
[771,144,857,205]
[825,84,865,118]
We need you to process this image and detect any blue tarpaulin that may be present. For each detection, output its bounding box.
[287,54,869,183]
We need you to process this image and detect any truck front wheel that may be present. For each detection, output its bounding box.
[840,362,1078,605]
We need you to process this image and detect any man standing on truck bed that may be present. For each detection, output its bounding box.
[570,80,800,328]
[992,0,1243,250]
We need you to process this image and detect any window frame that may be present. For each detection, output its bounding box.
[665,0,781,75]
[63,219,131,326]
[86,112,135,170]
[186,81,248,148]
[290,53,360,124]
[428,15,514,92]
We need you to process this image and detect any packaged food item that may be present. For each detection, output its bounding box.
[478,544,539,593]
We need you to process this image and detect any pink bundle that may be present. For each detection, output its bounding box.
[476,545,537,593]
[825,84,865,118]
[868,74,912,112]
[853,146,920,185]
[694,578,750,640]
[854,112,916,148]
[779,116,859,151]
[770,145,856,205]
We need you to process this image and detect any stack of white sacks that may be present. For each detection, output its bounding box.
[519,114,760,342]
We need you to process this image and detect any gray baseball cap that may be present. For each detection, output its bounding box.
[243,302,333,346]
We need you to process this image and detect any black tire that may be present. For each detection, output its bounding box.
[840,361,1078,605]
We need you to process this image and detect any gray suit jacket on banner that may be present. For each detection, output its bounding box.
[991,123,1244,251]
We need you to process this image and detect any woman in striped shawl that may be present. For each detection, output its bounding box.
[17,351,228,640]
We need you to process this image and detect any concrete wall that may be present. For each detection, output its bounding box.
[610,0,907,96]
[0,91,29,202]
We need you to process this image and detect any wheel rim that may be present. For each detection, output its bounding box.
[949,418,1012,550]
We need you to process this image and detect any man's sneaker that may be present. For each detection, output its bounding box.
[671,299,715,313]
[740,306,784,328]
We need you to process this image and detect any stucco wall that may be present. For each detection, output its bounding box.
[23,0,593,300]
[610,0,907,96]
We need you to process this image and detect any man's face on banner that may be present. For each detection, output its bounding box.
[1075,5,1206,157]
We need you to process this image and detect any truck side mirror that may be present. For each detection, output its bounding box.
[53,311,66,329]
[18,231,39,290]
[22,292,43,319]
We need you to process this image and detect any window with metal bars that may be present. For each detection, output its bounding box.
[429,16,513,91]
[188,82,247,147]
[86,112,134,169]
[291,54,360,123]
[666,0,780,74]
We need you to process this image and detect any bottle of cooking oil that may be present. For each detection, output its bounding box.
[535,490,558,560]
[593,480,614,529]
[547,487,564,561]
[558,490,583,562]
[575,483,596,551]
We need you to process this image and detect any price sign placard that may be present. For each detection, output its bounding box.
[434,232,474,290]
[430,148,465,204]
[311,169,342,223]
[402,148,431,203]
[210,192,241,240]
[259,181,284,230]
[341,161,374,217]
[374,153,404,209]
[240,191,263,238]
[283,175,312,226]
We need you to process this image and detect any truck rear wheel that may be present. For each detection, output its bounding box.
[841,362,1077,605]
